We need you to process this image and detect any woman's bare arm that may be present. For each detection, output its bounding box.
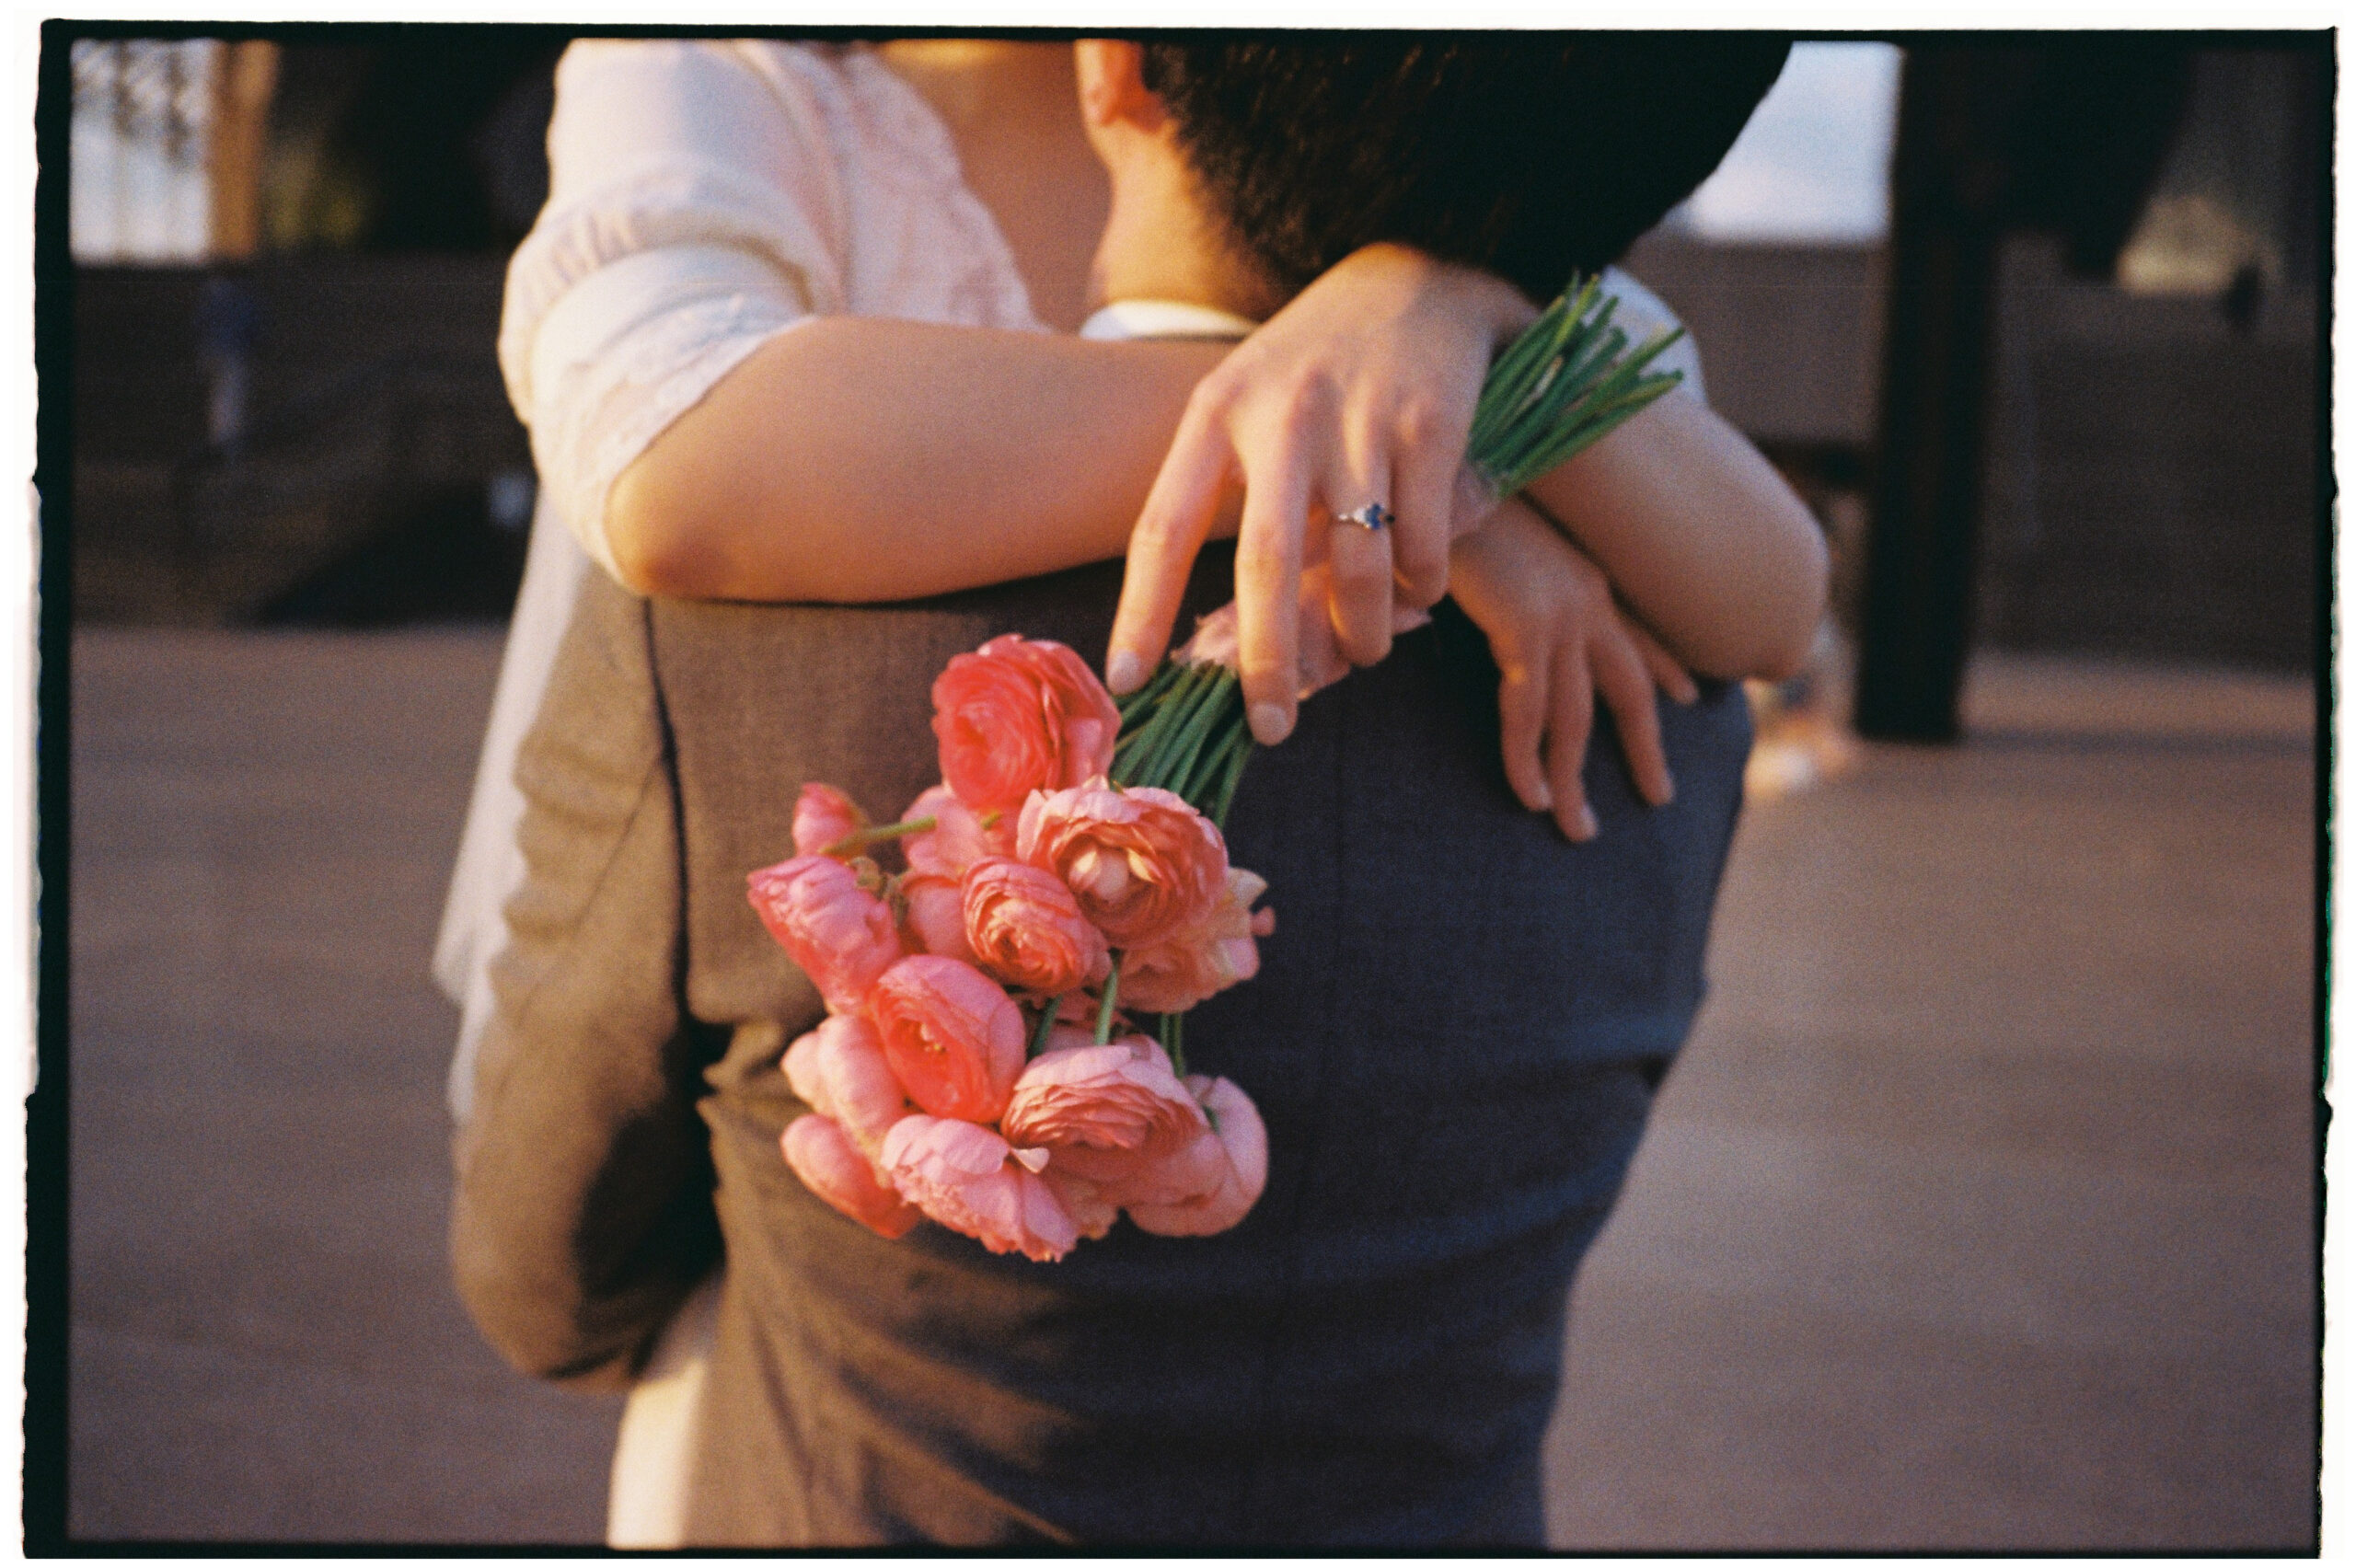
[604,270,1823,691]
[1519,390,1829,683]
[605,317,1232,603]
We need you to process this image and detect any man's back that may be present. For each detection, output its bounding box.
[454,552,1751,1544]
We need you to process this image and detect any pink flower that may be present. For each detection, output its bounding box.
[868,955,1026,1123]
[1016,779,1228,950]
[1079,1118,1230,1208]
[1042,1166,1120,1243]
[897,871,977,965]
[791,783,867,857]
[900,784,1011,879]
[1009,1027,1218,1206]
[878,1115,1080,1262]
[961,856,1110,995]
[1000,1034,1206,1164]
[931,636,1121,815]
[781,1113,921,1239]
[1117,868,1276,1013]
[746,856,903,1013]
[1126,1076,1269,1237]
[1175,608,1241,671]
[780,1013,908,1159]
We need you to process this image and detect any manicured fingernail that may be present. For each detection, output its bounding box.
[1106,651,1146,695]
[1530,785,1553,811]
[1249,702,1294,744]
[1578,804,1600,838]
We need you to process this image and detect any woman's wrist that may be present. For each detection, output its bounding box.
[1351,241,1538,349]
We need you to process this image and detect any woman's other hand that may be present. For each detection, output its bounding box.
[1447,502,1698,843]
[1105,243,1534,744]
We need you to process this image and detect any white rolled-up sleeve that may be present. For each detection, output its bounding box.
[498,41,851,579]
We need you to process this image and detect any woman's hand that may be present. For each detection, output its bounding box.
[1105,243,1535,744]
[1447,501,1698,842]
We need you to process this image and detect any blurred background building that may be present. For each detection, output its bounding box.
[65,32,558,627]
[45,29,2325,1551]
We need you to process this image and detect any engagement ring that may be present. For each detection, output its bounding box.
[1336,502,1392,532]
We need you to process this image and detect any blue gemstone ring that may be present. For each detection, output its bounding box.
[1336,502,1392,533]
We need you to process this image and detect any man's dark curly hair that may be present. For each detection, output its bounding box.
[1138,35,1793,306]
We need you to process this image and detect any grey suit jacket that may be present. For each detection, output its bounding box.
[452,550,1750,1546]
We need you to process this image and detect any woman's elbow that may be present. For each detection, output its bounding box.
[605,450,860,602]
[1681,524,1827,685]
[605,460,731,600]
[1745,525,1831,683]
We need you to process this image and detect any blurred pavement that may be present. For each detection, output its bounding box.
[67,628,621,1544]
[64,628,2317,1546]
[1546,655,2316,1550]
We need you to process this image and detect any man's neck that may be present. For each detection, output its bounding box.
[1087,162,1280,323]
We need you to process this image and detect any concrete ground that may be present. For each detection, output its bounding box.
[63,628,2318,1548]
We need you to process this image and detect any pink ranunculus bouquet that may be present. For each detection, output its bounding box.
[746,634,1270,1261]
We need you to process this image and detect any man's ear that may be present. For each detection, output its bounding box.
[1074,40,1166,133]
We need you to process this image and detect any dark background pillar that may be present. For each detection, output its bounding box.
[1856,39,2197,742]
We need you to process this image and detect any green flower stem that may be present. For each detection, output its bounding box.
[1171,716,1223,802]
[1490,277,1586,387]
[1180,706,1251,804]
[1464,271,1685,498]
[818,815,932,859]
[1114,660,1215,777]
[1114,659,1199,755]
[1496,327,1625,463]
[1153,668,1239,794]
[1095,954,1123,1046]
[1470,279,1598,451]
[1119,661,1223,789]
[1115,658,1187,733]
[1158,1010,1188,1079]
[1028,996,1062,1059]
[1209,724,1254,828]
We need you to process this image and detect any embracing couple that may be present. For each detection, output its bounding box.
[439,35,1823,1548]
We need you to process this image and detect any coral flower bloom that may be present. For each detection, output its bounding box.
[746,855,902,1013]
[1016,779,1227,950]
[1118,867,1274,1013]
[791,782,866,856]
[900,783,1011,878]
[868,955,1026,1123]
[879,1115,1080,1262]
[1000,1035,1206,1164]
[1127,1077,1269,1237]
[781,1113,921,1239]
[780,1013,909,1160]
[897,871,978,965]
[931,636,1121,815]
[961,856,1110,995]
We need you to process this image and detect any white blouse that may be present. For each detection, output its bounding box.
[439,37,1708,1120]
[501,39,1050,575]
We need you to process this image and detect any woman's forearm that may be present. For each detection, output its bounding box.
[605,317,1233,602]
[1520,391,1829,682]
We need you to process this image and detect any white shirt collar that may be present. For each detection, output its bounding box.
[1078,299,1259,342]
